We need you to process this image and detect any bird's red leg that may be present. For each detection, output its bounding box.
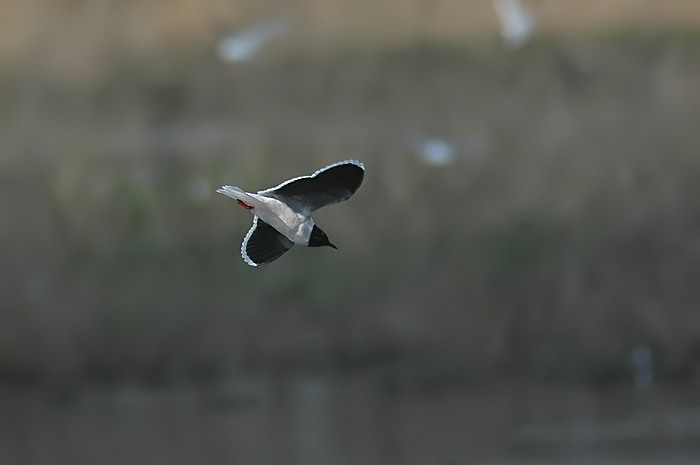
[236,200,254,210]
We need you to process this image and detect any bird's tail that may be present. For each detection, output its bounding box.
[216,185,251,201]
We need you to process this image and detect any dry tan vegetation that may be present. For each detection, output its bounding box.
[3,0,700,79]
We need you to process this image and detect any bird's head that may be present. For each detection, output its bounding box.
[309,225,337,249]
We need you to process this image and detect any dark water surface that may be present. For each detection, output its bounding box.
[1,372,699,465]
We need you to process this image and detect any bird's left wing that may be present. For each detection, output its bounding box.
[259,160,364,212]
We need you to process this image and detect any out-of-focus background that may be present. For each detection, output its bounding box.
[3,0,700,463]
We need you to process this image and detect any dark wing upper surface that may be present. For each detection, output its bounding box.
[259,160,364,212]
[241,216,294,266]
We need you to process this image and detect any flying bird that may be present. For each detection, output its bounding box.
[217,160,365,266]
[217,18,290,62]
[493,0,536,49]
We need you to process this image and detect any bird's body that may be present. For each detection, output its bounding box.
[217,186,314,245]
[217,160,365,266]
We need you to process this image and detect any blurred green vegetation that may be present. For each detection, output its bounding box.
[3,34,700,387]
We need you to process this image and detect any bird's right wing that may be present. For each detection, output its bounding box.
[241,216,294,266]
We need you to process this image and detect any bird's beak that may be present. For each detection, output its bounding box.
[329,242,338,250]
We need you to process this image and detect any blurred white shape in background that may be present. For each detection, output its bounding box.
[418,138,457,166]
[189,176,211,202]
[629,345,653,391]
[217,18,291,62]
[493,0,536,48]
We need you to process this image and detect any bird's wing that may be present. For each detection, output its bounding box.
[258,160,364,212]
[241,216,294,266]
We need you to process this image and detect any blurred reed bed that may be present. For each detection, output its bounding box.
[2,33,700,387]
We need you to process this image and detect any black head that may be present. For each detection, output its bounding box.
[309,225,337,249]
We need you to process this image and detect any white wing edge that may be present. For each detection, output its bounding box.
[258,159,365,194]
[240,216,260,267]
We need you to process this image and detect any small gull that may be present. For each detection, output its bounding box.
[217,160,365,266]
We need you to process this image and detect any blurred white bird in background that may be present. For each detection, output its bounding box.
[413,134,488,167]
[493,0,536,49]
[418,138,457,166]
[217,18,291,62]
